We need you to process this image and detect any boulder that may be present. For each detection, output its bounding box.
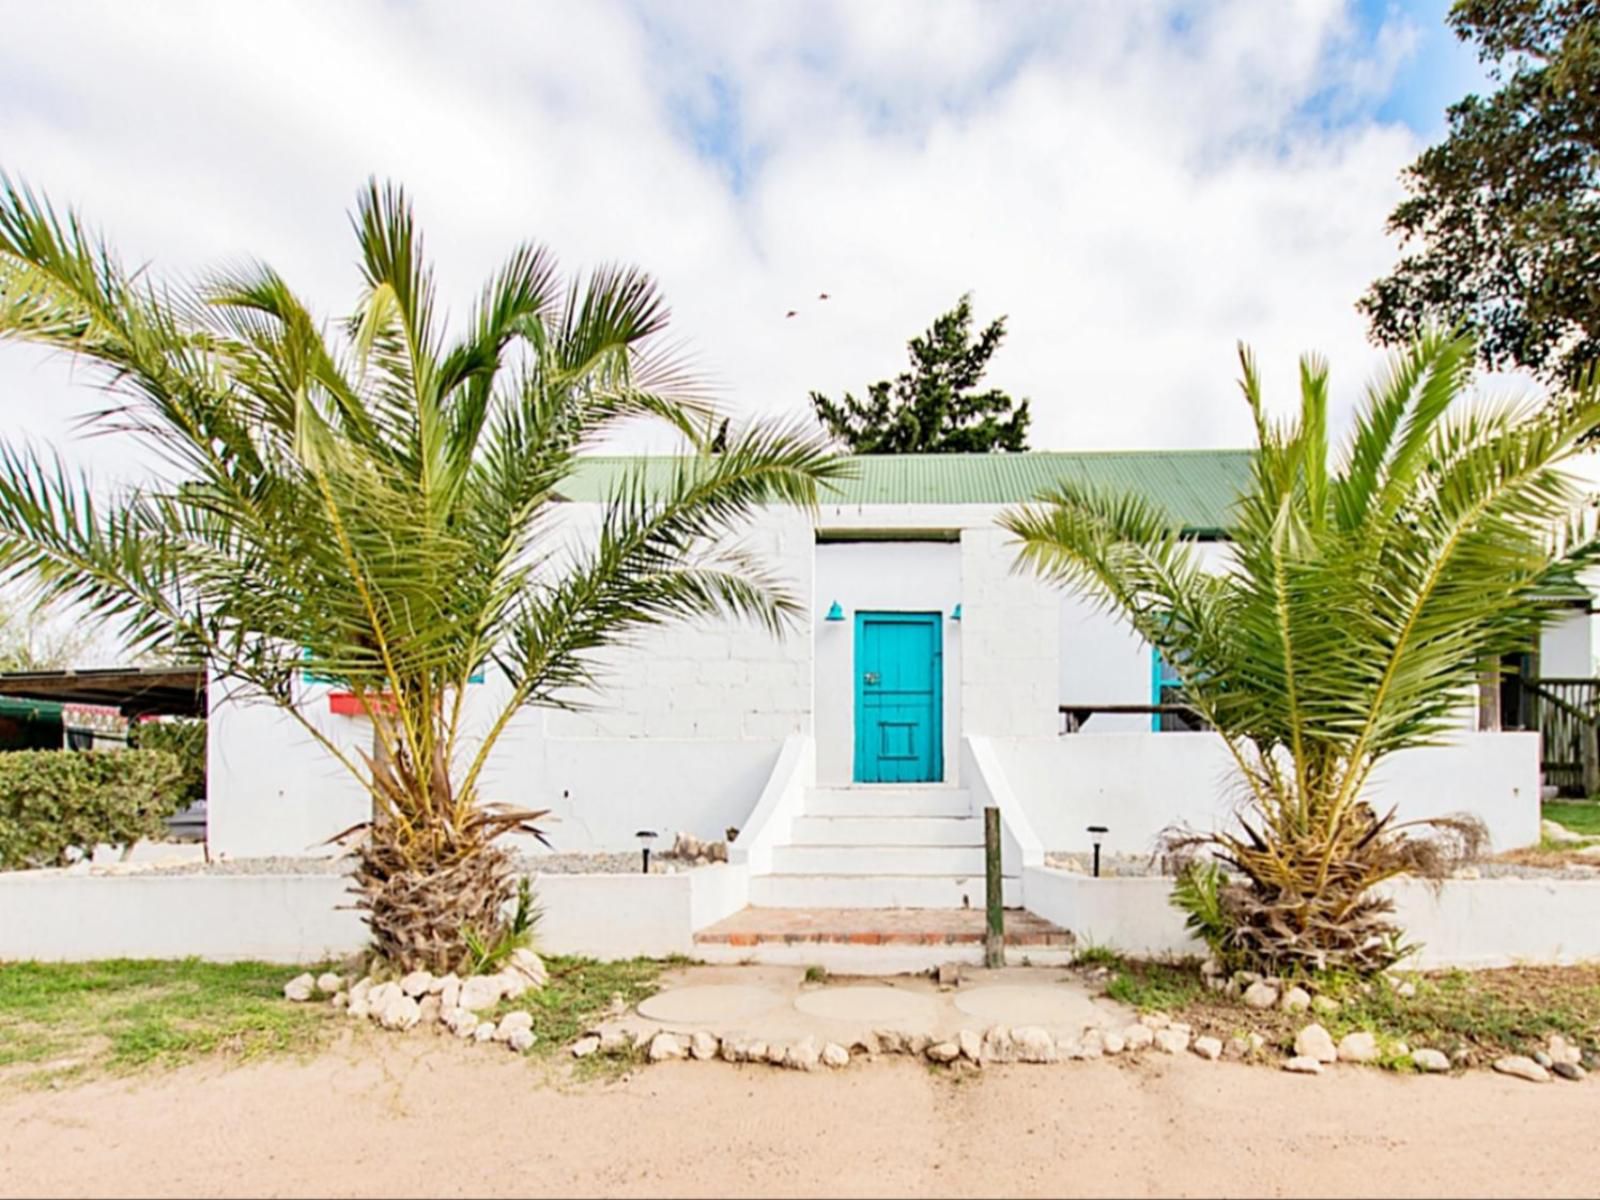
[1154,1028,1190,1056]
[495,1011,534,1043]
[1013,1026,1058,1064]
[283,974,315,1003]
[1337,1032,1379,1064]
[1283,1056,1324,1075]
[1293,1024,1337,1065]
[1122,1025,1155,1052]
[926,1041,961,1064]
[1492,1055,1551,1083]
[315,972,344,997]
[1191,1036,1222,1061]
[1242,981,1279,1010]
[508,1029,535,1053]
[400,970,433,998]
[458,975,506,1013]
[689,1031,720,1061]
[571,1036,601,1059]
[1280,986,1311,1014]
[958,1029,982,1063]
[648,1032,686,1062]
[1411,1047,1450,1073]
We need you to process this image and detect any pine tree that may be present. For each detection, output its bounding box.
[811,294,1030,453]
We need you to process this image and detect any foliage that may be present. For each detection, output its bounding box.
[462,877,540,976]
[1361,1,1600,385]
[0,175,843,973]
[1544,800,1600,835]
[130,718,206,807]
[810,293,1030,453]
[1103,958,1208,1013]
[0,748,183,869]
[1004,332,1600,974]
[0,596,93,671]
[1170,861,1236,967]
[0,958,337,1087]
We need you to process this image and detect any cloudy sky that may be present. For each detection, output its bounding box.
[1,0,1495,487]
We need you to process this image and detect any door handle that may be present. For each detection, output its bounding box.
[863,672,880,686]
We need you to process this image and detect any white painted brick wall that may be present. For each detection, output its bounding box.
[959,527,1059,738]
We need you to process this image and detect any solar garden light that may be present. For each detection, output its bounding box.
[636,829,658,875]
[1086,825,1109,878]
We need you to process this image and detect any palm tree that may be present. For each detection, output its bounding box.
[0,177,842,973]
[1003,333,1599,974]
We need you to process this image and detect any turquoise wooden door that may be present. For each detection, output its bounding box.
[854,612,943,783]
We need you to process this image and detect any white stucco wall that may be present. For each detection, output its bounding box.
[1540,607,1595,678]
[813,539,962,785]
[995,729,1540,855]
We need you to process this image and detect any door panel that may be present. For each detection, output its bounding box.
[854,612,943,783]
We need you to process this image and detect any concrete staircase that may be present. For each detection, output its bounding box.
[748,786,1021,909]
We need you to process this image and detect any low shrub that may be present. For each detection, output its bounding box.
[130,718,206,807]
[0,749,184,869]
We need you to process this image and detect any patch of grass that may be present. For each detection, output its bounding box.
[803,965,828,984]
[482,955,663,1056]
[1097,959,1600,1069]
[1072,944,1125,971]
[1103,959,1207,1013]
[1544,801,1600,837]
[0,959,335,1086]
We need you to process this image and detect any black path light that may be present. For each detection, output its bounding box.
[636,829,658,875]
[1086,826,1109,878]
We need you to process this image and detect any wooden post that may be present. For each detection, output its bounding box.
[984,806,1004,969]
[1583,717,1600,799]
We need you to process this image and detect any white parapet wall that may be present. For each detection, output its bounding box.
[998,730,1541,856]
[0,864,748,965]
[1022,866,1600,969]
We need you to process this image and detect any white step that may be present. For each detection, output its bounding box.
[749,873,1020,909]
[788,816,982,847]
[771,845,987,875]
[804,787,973,818]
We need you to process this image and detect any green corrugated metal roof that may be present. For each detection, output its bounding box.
[558,450,1255,533]
[0,695,64,722]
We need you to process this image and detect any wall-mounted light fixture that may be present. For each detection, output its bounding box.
[951,603,963,621]
[825,600,845,622]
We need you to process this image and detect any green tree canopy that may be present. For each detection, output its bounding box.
[810,293,1030,453]
[1361,0,1600,384]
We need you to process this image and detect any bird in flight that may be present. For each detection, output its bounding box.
[818,292,830,300]
[785,310,797,318]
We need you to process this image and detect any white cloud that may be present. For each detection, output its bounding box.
[0,0,1521,487]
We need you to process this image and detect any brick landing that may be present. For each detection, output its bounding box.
[694,907,1074,949]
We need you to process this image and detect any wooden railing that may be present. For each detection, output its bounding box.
[1058,703,1208,735]
[1518,677,1600,796]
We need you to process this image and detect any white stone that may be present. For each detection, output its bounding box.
[348,977,373,1006]
[1283,1056,1324,1075]
[1079,1029,1104,1059]
[1412,1048,1450,1073]
[785,1037,821,1071]
[1013,1026,1058,1064]
[283,973,315,1003]
[1154,1028,1190,1056]
[436,973,460,1007]
[1493,1055,1551,1083]
[1242,981,1279,1010]
[1544,818,1584,844]
[1192,1036,1222,1061]
[400,970,433,998]
[331,991,348,1009]
[1548,1035,1583,1068]
[1280,986,1311,1014]
[458,975,506,1013]
[474,1022,497,1043]
[689,1031,719,1061]
[417,995,442,1027]
[1138,1011,1172,1030]
[346,999,371,1021]
[495,1011,534,1043]
[1122,1024,1155,1052]
[315,972,343,997]
[746,1040,770,1064]
[1311,995,1340,1016]
[821,1042,850,1069]
[980,1026,1016,1064]
[648,1032,685,1062]
[1294,1024,1337,1065]
[508,1029,535,1053]
[1395,981,1417,999]
[367,981,401,1011]
[926,1041,961,1064]
[1102,1031,1126,1056]
[958,1029,982,1063]
[1337,1032,1379,1064]
[507,948,548,989]
[571,1036,601,1059]
[498,970,529,1001]
[378,994,421,1032]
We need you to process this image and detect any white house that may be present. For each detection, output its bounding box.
[208,450,1582,909]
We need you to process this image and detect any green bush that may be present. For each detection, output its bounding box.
[0,749,184,870]
[130,718,206,807]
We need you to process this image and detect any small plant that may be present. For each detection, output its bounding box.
[1072,943,1125,971]
[1169,861,1237,970]
[462,878,541,976]
[803,965,828,984]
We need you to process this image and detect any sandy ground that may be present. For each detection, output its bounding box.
[2,1038,1598,1199]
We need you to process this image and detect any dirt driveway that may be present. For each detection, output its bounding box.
[1,1037,1594,1199]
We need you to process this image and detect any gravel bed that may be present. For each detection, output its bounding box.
[88,850,706,878]
[1044,850,1600,882]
